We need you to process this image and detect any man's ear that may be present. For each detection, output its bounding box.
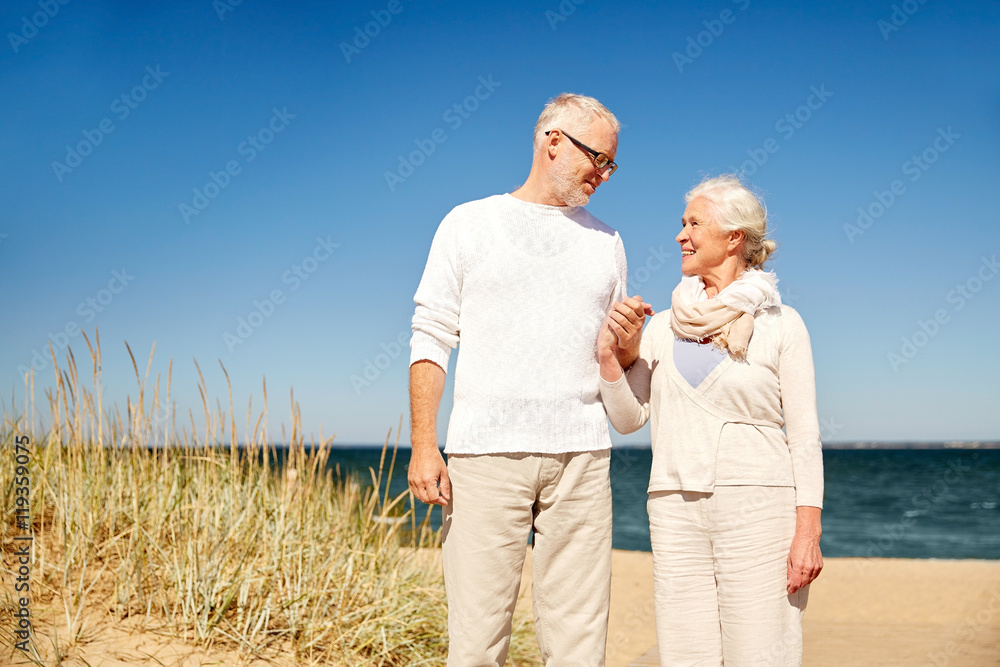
[546,129,561,158]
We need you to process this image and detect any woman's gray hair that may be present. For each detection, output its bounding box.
[686,174,777,270]
[533,93,621,149]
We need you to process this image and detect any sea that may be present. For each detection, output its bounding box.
[298,445,1000,559]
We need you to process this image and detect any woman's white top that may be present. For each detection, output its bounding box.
[600,305,824,507]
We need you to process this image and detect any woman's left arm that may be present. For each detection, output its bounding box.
[777,307,825,592]
[787,505,823,593]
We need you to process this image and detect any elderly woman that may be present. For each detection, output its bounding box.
[599,175,823,666]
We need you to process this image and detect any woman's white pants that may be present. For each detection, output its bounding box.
[648,486,808,666]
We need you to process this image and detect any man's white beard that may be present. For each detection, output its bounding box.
[550,156,590,207]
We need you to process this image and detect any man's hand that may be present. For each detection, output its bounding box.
[598,319,624,382]
[408,445,451,506]
[598,317,619,359]
[409,360,450,506]
[607,295,654,368]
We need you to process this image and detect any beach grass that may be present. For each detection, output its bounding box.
[0,335,541,665]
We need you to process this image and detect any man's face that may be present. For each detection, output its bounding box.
[548,118,618,207]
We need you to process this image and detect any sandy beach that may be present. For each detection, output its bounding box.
[8,551,999,666]
[524,550,1000,667]
[428,548,1000,666]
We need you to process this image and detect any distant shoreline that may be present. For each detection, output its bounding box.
[319,441,1000,450]
[28,440,1000,450]
[128,441,1000,451]
[819,441,1000,450]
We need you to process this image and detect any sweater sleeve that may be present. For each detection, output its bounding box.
[612,233,628,305]
[599,314,657,434]
[778,306,825,508]
[410,211,463,371]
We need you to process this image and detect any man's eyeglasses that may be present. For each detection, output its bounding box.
[545,129,618,176]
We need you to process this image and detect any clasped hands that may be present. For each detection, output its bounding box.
[599,295,654,367]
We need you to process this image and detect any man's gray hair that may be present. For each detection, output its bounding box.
[533,93,621,149]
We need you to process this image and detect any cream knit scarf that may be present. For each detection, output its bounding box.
[669,269,782,360]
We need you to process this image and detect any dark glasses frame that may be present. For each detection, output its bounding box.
[545,129,618,175]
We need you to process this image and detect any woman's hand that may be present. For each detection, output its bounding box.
[787,506,823,594]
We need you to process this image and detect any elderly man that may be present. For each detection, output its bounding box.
[408,93,649,666]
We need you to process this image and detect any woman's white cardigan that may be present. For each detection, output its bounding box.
[599,305,824,507]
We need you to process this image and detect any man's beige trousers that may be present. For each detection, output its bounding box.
[442,450,613,666]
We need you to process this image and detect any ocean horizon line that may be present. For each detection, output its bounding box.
[250,440,1000,450]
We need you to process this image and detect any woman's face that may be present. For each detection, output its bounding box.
[676,197,735,277]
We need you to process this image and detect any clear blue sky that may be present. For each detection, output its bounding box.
[2,0,998,445]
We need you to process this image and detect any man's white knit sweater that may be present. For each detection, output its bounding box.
[410,193,627,455]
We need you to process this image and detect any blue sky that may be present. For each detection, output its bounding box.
[1,0,998,445]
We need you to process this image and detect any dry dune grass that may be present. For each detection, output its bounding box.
[0,334,541,666]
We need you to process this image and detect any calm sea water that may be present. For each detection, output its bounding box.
[300,446,1000,559]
